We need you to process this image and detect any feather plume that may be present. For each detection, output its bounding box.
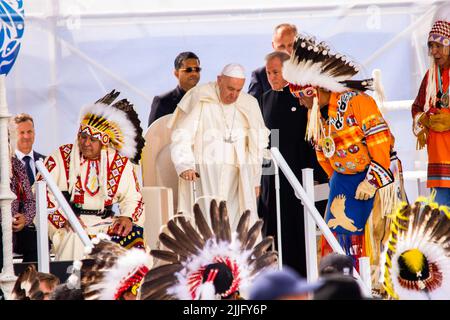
[139,200,278,300]
[194,203,213,240]
[167,220,198,254]
[175,215,205,249]
[219,201,232,242]
[11,265,44,300]
[209,199,221,240]
[382,198,450,299]
[236,210,251,246]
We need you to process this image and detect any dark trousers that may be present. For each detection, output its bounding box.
[1,224,38,272]
[13,224,39,263]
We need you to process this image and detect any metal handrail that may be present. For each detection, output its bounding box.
[270,147,372,297]
[35,160,92,247]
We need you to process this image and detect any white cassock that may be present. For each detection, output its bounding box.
[168,82,269,230]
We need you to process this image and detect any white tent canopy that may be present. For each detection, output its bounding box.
[7,0,446,173]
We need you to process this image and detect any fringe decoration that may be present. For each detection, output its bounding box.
[68,140,81,202]
[321,232,368,273]
[372,69,386,113]
[306,95,320,143]
[98,147,109,211]
[424,57,437,114]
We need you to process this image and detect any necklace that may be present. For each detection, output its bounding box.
[437,67,449,108]
[320,118,335,158]
[217,87,237,143]
[222,105,237,143]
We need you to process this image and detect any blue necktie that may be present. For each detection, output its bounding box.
[23,155,35,185]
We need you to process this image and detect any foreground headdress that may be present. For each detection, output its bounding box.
[11,265,44,300]
[139,200,278,300]
[67,234,150,300]
[382,197,450,299]
[283,34,384,142]
[68,90,145,208]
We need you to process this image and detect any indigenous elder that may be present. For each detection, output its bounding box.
[37,90,146,261]
[283,34,397,270]
[168,63,269,229]
[259,51,327,276]
[412,5,450,207]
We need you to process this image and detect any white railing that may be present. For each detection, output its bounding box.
[270,147,372,298]
[35,160,92,250]
[35,181,50,273]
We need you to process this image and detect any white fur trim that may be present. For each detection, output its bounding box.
[388,226,450,300]
[195,282,218,300]
[283,59,350,93]
[67,274,79,289]
[167,234,255,300]
[96,233,111,241]
[84,245,93,255]
[73,260,83,271]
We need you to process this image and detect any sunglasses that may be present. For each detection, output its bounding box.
[179,67,202,73]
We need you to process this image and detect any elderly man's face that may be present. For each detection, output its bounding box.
[78,132,102,160]
[217,75,245,105]
[16,120,35,154]
[429,41,450,68]
[266,57,288,91]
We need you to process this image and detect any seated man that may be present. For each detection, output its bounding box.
[37,90,146,261]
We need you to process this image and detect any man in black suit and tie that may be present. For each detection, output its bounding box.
[148,51,201,127]
[248,23,298,104]
[13,113,46,186]
[259,51,328,277]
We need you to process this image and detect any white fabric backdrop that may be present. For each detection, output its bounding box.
[6,0,445,175]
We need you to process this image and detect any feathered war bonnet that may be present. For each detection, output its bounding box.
[68,90,145,207]
[282,34,383,143]
[78,89,145,164]
[381,197,450,300]
[66,234,150,300]
[139,200,278,300]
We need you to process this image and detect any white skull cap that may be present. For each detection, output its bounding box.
[221,63,246,79]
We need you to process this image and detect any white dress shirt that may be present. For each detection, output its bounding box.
[15,149,36,178]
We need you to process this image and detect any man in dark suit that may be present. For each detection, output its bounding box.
[248,23,298,104]
[10,113,43,264]
[13,113,46,186]
[148,51,201,127]
[259,51,328,277]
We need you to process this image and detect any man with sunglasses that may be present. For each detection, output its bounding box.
[148,51,201,127]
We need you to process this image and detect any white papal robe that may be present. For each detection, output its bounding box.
[168,82,269,230]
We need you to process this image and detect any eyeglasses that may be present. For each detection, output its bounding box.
[179,67,202,73]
